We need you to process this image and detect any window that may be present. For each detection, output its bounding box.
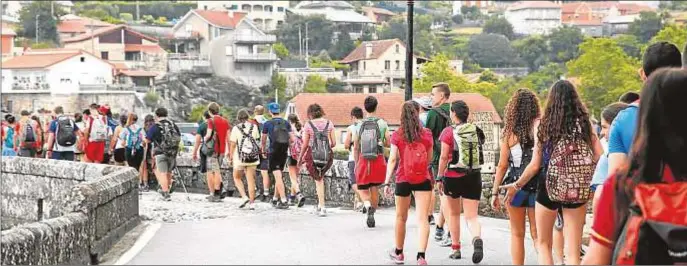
[225,46,233,56]
[5,100,12,113]
[80,57,85,62]
[100,51,109,60]
[235,63,242,70]
[230,4,238,10]
[185,24,192,32]
[368,85,377,93]
[363,61,366,70]
[355,86,363,93]
[384,60,390,70]
[395,60,400,70]
[257,64,268,71]
[395,44,400,53]
[277,7,284,12]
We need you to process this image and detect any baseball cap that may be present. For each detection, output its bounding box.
[267,102,280,114]
[98,105,110,115]
[413,96,432,110]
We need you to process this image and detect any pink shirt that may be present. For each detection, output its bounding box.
[439,127,467,178]
[303,119,334,141]
[391,128,433,183]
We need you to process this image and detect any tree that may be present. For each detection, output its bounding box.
[514,35,550,72]
[461,5,481,21]
[650,24,687,52]
[483,17,514,40]
[548,26,584,63]
[18,1,64,44]
[303,75,327,93]
[270,73,287,105]
[119,13,134,22]
[274,14,334,57]
[144,91,160,109]
[329,27,355,60]
[629,11,663,43]
[142,15,155,24]
[414,54,472,93]
[613,34,642,59]
[479,70,499,83]
[378,14,434,56]
[325,78,348,93]
[188,104,207,122]
[451,14,464,25]
[79,9,110,20]
[567,38,642,114]
[273,42,290,59]
[468,34,517,67]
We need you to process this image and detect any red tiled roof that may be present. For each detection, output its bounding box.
[3,50,83,69]
[118,70,159,77]
[192,9,247,29]
[62,25,158,43]
[616,3,653,15]
[341,39,403,64]
[112,62,129,70]
[508,1,561,11]
[289,93,502,127]
[1,27,16,36]
[125,44,166,54]
[565,17,603,26]
[57,17,112,33]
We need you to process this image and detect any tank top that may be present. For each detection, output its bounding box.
[510,143,523,167]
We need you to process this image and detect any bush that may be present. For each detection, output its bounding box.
[143,91,160,109]
[119,13,133,22]
[142,15,155,24]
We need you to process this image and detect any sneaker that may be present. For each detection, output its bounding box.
[354,202,364,212]
[435,227,445,241]
[168,180,176,194]
[259,194,269,202]
[214,194,223,202]
[142,185,149,192]
[388,249,404,264]
[417,257,428,265]
[366,207,376,228]
[362,206,368,214]
[248,202,256,210]
[287,195,295,206]
[160,192,171,201]
[449,249,462,260]
[297,194,306,208]
[439,236,453,247]
[206,195,221,202]
[317,207,327,217]
[472,238,484,264]
[429,215,435,225]
[276,201,289,209]
[271,198,279,207]
[239,198,250,208]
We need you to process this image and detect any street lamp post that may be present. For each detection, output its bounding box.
[35,14,40,42]
[405,1,414,101]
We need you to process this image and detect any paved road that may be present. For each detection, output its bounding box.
[126,193,538,265]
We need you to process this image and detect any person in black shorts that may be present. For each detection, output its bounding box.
[260,103,291,209]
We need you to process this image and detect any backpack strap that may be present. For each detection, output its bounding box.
[308,121,319,134]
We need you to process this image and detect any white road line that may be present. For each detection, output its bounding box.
[114,222,162,265]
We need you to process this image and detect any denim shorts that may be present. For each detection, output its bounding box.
[510,189,537,208]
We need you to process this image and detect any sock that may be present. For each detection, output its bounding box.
[281,197,287,203]
[364,201,371,208]
[395,248,403,255]
[417,252,426,260]
[451,244,461,250]
[263,191,269,196]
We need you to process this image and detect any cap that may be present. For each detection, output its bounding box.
[413,97,432,110]
[267,102,280,114]
[98,105,110,115]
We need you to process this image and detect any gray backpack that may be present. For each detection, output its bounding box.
[358,117,382,160]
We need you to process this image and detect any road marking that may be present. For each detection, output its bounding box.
[114,222,162,265]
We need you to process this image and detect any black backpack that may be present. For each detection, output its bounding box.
[270,119,290,146]
[201,118,217,157]
[56,116,77,146]
[155,119,181,157]
[309,121,332,168]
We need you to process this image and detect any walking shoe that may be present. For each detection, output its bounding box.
[417,257,428,265]
[168,180,176,194]
[259,194,269,202]
[276,201,289,209]
[206,195,220,202]
[435,227,445,241]
[161,192,171,201]
[317,207,327,217]
[142,185,149,192]
[362,206,368,214]
[439,236,453,247]
[239,198,250,208]
[297,194,306,208]
[248,202,256,210]
[287,195,295,206]
[449,249,462,260]
[472,238,484,264]
[366,207,376,228]
[388,249,404,264]
[271,198,279,207]
[429,215,435,225]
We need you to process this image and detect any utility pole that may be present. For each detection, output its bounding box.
[35,14,39,42]
[305,22,309,68]
[298,25,302,59]
[136,0,140,21]
[51,2,54,18]
[405,0,414,101]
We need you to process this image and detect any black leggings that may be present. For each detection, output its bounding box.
[125,148,144,171]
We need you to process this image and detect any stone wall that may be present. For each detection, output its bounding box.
[1,92,142,115]
[0,157,139,265]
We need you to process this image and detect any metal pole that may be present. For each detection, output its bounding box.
[298,25,302,59]
[35,14,39,42]
[405,1,414,101]
[305,22,309,68]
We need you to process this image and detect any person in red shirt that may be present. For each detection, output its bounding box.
[582,68,687,265]
[384,101,434,265]
[204,102,231,202]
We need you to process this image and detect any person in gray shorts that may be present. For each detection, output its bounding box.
[145,107,180,201]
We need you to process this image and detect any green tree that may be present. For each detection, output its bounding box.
[271,73,287,105]
[650,24,687,52]
[329,28,355,60]
[79,9,110,20]
[103,16,125,25]
[303,75,327,93]
[31,41,57,49]
[142,15,155,24]
[414,54,472,93]
[273,42,290,59]
[461,5,482,21]
[468,34,517,67]
[143,91,161,109]
[451,14,464,25]
[514,35,550,72]
[188,104,207,122]
[613,34,642,58]
[325,78,348,93]
[119,13,134,22]
[274,14,334,57]
[18,1,64,44]
[483,17,515,40]
[479,69,499,83]
[567,38,642,114]
[548,26,584,63]
[629,11,663,43]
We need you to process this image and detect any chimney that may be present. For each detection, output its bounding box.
[364,43,373,59]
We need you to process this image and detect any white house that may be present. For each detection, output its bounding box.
[290,1,374,40]
[505,1,562,36]
[452,0,494,15]
[196,1,289,32]
[1,49,114,94]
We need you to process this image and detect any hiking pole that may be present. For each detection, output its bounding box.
[173,165,191,201]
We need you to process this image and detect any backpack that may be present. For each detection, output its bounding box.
[448,123,485,173]
[270,119,290,146]
[402,134,430,184]
[201,118,217,157]
[89,116,108,142]
[545,136,595,204]
[611,176,687,264]
[20,120,37,149]
[4,126,15,149]
[238,124,260,163]
[56,116,77,147]
[502,143,539,192]
[358,117,382,160]
[125,127,143,151]
[309,121,333,169]
[290,131,303,159]
[155,119,181,157]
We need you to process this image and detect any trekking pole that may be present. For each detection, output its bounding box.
[173,165,191,201]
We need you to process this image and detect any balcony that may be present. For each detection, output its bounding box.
[234,53,278,62]
[80,84,135,92]
[381,69,405,78]
[234,34,277,44]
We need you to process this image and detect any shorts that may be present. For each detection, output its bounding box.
[442,171,482,200]
[288,156,298,166]
[510,189,537,208]
[234,164,257,171]
[154,154,177,173]
[19,148,37,158]
[357,183,382,190]
[268,145,288,171]
[536,178,586,210]
[51,151,75,161]
[84,141,105,162]
[395,179,433,197]
[206,155,224,172]
[125,148,144,171]
[347,161,356,185]
[114,148,126,163]
[258,155,270,171]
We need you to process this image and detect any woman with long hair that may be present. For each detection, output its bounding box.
[286,113,306,207]
[111,114,129,166]
[30,115,45,158]
[385,101,434,265]
[121,113,145,184]
[582,68,687,265]
[140,114,156,191]
[502,80,603,265]
[491,88,541,265]
[298,104,336,217]
[228,109,261,210]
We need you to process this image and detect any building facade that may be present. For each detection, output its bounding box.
[196,1,289,32]
[505,1,562,36]
[452,0,494,15]
[56,15,113,40]
[291,1,374,40]
[1,26,16,59]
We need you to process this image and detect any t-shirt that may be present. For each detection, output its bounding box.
[608,104,638,155]
[439,126,467,178]
[48,116,79,152]
[426,103,451,165]
[119,124,145,150]
[391,128,433,183]
[303,118,334,144]
[196,121,207,137]
[230,122,261,166]
[346,122,361,161]
[262,117,292,153]
[591,165,677,249]
[591,139,610,186]
[206,115,231,154]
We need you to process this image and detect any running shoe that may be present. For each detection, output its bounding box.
[276,201,289,209]
[388,249,404,264]
[239,198,250,208]
[259,194,269,202]
[435,227,445,241]
[297,194,306,208]
[168,180,176,194]
[417,257,428,265]
[271,198,279,207]
[366,207,376,228]
[472,238,484,264]
[248,202,256,210]
[439,236,453,247]
[449,249,462,260]
[362,206,368,214]
[317,207,327,217]
[429,215,435,225]
[287,195,295,206]
[142,185,149,192]
[161,192,171,201]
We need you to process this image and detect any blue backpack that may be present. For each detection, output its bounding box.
[4,127,15,148]
[126,127,143,152]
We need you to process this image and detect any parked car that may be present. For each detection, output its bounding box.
[176,123,199,149]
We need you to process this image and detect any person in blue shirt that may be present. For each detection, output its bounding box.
[607,42,682,176]
[260,102,292,209]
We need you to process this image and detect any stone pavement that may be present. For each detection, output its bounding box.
[124,192,538,265]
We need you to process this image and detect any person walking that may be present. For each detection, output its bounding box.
[253,105,273,202]
[299,104,336,216]
[140,114,156,191]
[203,102,231,202]
[344,107,364,211]
[260,103,291,209]
[110,114,129,166]
[2,115,18,157]
[286,113,306,207]
[436,100,486,263]
[46,106,80,161]
[121,114,145,182]
[83,104,109,163]
[491,89,541,265]
[228,109,261,210]
[590,102,629,212]
[502,80,603,265]
[426,83,453,243]
[385,101,434,265]
[145,108,181,201]
[30,115,45,158]
[16,110,40,158]
[74,112,85,161]
[193,111,212,194]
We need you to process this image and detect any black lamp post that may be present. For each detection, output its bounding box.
[405,0,414,101]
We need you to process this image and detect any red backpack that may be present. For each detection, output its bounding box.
[612,179,687,264]
[402,140,429,184]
